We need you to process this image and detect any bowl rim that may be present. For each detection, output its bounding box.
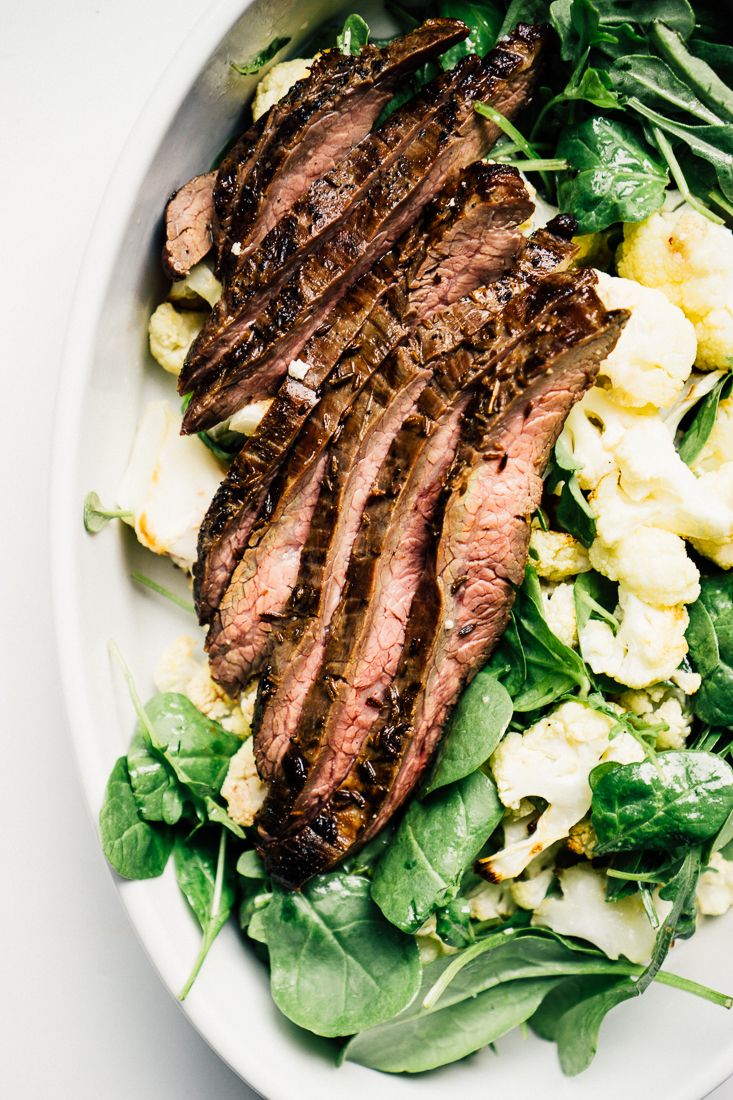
[50,2,733,1098]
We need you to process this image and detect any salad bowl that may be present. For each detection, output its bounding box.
[52,0,733,1096]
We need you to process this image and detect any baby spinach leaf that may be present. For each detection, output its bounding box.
[126,727,184,825]
[690,40,733,88]
[83,491,131,534]
[557,117,668,233]
[536,975,636,1076]
[678,371,733,466]
[489,566,590,711]
[611,55,722,124]
[438,1,503,69]
[371,771,503,932]
[337,14,370,55]
[423,670,512,793]
[141,693,242,807]
[545,438,597,547]
[435,898,474,948]
[175,829,236,1000]
[549,0,616,63]
[99,757,173,879]
[686,573,733,726]
[236,849,266,879]
[590,751,733,854]
[595,0,695,38]
[264,873,420,1036]
[345,977,559,1072]
[230,36,291,75]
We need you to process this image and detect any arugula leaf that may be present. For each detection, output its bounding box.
[438,1,503,69]
[337,14,370,55]
[488,566,590,711]
[651,22,733,123]
[83,491,131,534]
[557,116,668,233]
[175,829,236,1000]
[611,54,722,124]
[423,670,512,793]
[628,98,733,201]
[371,771,503,932]
[264,873,420,1036]
[686,573,733,726]
[677,371,733,465]
[631,847,702,999]
[590,751,733,853]
[230,36,291,75]
[99,757,173,879]
[549,0,617,63]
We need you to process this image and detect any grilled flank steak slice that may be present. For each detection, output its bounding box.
[179,25,548,427]
[257,278,629,887]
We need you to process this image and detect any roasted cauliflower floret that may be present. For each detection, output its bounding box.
[589,525,700,606]
[696,852,733,917]
[532,863,671,964]
[483,702,642,880]
[148,302,206,376]
[167,261,222,308]
[155,634,256,736]
[619,683,694,750]
[251,57,314,121]
[558,387,657,492]
[579,585,689,689]
[617,205,733,369]
[594,270,697,408]
[541,581,578,648]
[117,401,223,571]
[530,528,590,580]
[221,738,267,827]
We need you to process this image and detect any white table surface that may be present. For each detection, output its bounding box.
[1,2,731,1097]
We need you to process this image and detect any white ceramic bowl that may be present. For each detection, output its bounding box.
[52,2,733,1096]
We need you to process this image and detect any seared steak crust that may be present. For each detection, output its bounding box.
[180,26,548,426]
[213,20,468,279]
[195,164,532,625]
[259,280,629,886]
[248,225,577,785]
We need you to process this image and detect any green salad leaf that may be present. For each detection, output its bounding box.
[99,757,173,879]
[546,437,597,547]
[371,771,503,932]
[532,975,636,1076]
[264,873,420,1036]
[438,1,503,69]
[83,491,131,534]
[651,22,733,122]
[337,14,370,55]
[230,36,291,75]
[610,54,723,124]
[678,370,733,466]
[175,829,236,1000]
[557,117,669,233]
[423,669,512,793]
[591,751,733,853]
[488,566,590,711]
[686,573,733,726]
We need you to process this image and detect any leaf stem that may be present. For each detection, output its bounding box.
[108,640,162,753]
[130,571,196,614]
[498,158,569,172]
[651,126,724,225]
[179,828,228,1002]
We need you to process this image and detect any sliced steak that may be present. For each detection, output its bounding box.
[180,25,548,421]
[258,278,629,886]
[248,230,578,786]
[215,19,469,280]
[195,164,533,624]
[162,172,217,279]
